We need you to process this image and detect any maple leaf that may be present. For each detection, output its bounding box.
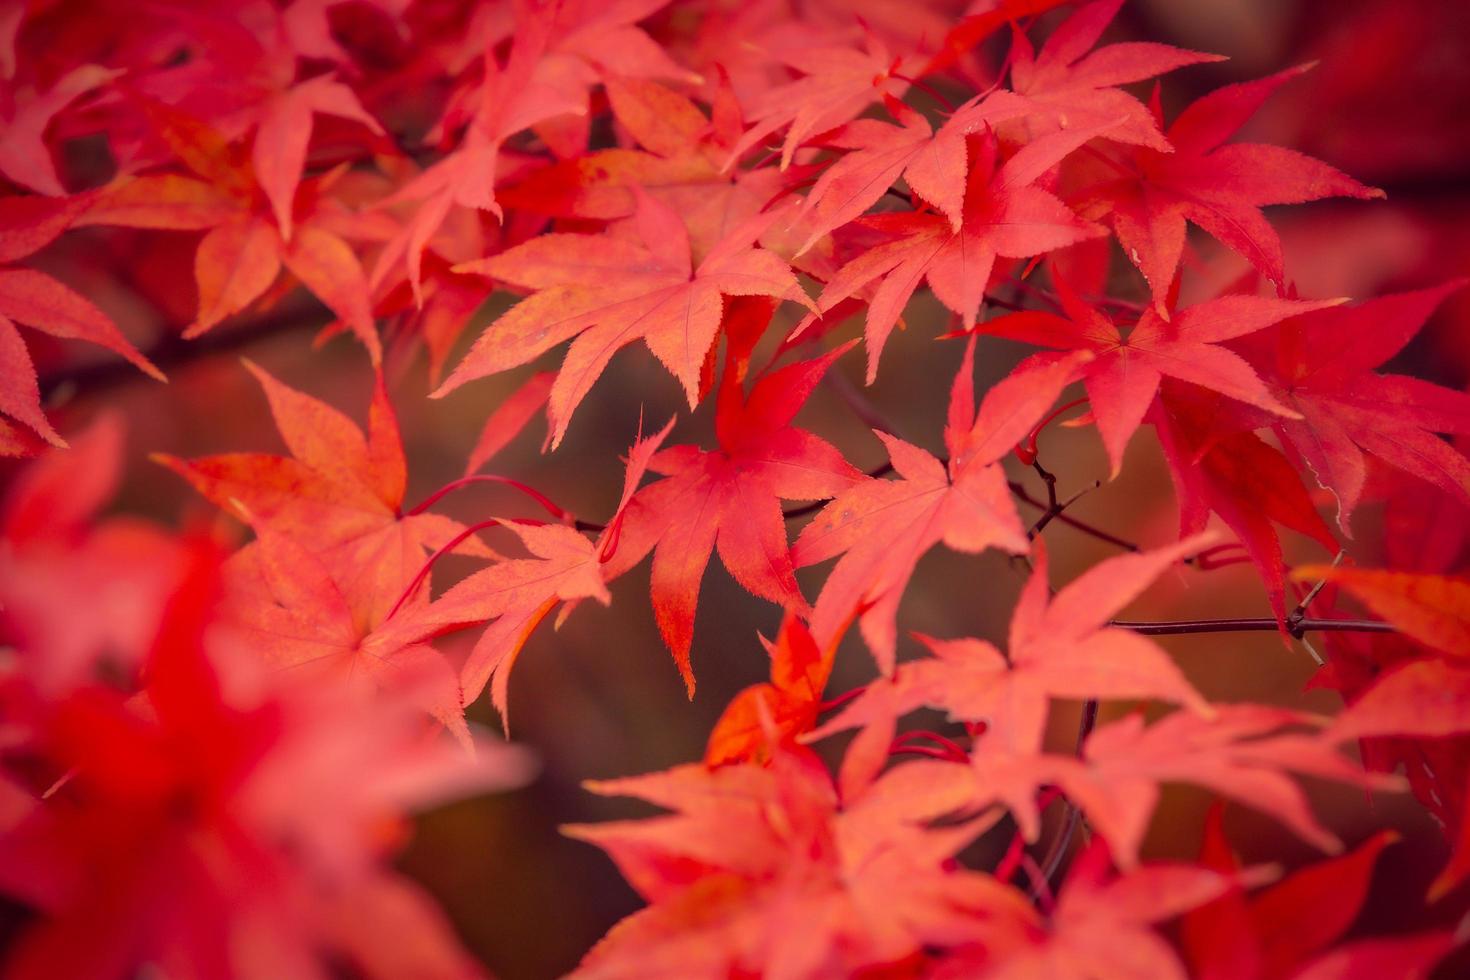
[871,706,1386,868]
[705,613,843,767]
[462,369,555,478]
[124,4,387,238]
[1230,281,1470,532]
[0,545,528,980]
[251,72,383,242]
[1292,564,1470,658]
[155,362,488,628]
[1329,659,1470,743]
[794,90,1034,251]
[1182,812,1453,980]
[368,1,584,298]
[87,100,385,361]
[603,342,861,694]
[922,0,1070,76]
[1073,65,1384,312]
[0,414,189,696]
[1052,708,1387,864]
[499,74,746,238]
[502,75,812,268]
[810,536,1214,756]
[793,340,1089,672]
[725,32,922,170]
[793,340,1093,669]
[936,842,1239,980]
[0,196,163,445]
[502,74,829,277]
[1007,0,1225,150]
[439,190,810,445]
[220,519,470,743]
[1153,383,1339,623]
[0,65,118,196]
[377,520,611,727]
[985,277,1342,474]
[469,0,701,158]
[565,747,1024,979]
[1324,656,1470,900]
[805,129,1106,381]
[390,418,674,725]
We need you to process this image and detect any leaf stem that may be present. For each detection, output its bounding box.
[406,473,570,520]
[382,518,528,622]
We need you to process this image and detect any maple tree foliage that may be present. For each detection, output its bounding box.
[2,0,1470,977]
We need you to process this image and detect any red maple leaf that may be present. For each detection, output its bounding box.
[378,520,611,728]
[0,65,118,196]
[220,518,470,743]
[1153,382,1339,623]
[565,747,1020,978]
[1007,0,1225,150]
[84,99,384,362]
[793,340,1090,671]
[1293,563,1470,659]
[938,841,1239,980]
[604,342,861,694]
[438,189,811,445]
[1073,65,1384,313]
[0,545,527,980]
[368,1,583,298]
[0,195,163,446]
[705,611,850,768]
[794,90,1033,251]
[156,362,490,628]
[805,128,1105,381]
[1230,280,1470,532]
[725,32,923,171]
[1182,811,1453,980]
[984,275,1342,474]
[809,536,1214,757]
[374,419,675,725]
[0,415,188,695]
[501,74,744,238]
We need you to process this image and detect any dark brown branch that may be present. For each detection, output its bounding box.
[1108,617,1395,638]
[40,304,328,401]
[1036,698,1098,891]
[1007,480,1145,554]
[1028,612,1396,896]
[781,461,895,521]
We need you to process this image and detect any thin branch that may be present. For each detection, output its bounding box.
[1035,699,1099,892]
[782,461,895,520]
[40,303,328,401]
[823,367,907,438]
[1007,480,1144,554]
[1108,617,1395,637]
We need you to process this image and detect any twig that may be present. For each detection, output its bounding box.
[1035,699,1099,893]
[1029,479,1100,539]
[40,303,328,401]
[823,367,907,438]
[782,461,895,521]
[1285,551,1346,664]
[1007,480,1144,554]
[1108,617,1394,637]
